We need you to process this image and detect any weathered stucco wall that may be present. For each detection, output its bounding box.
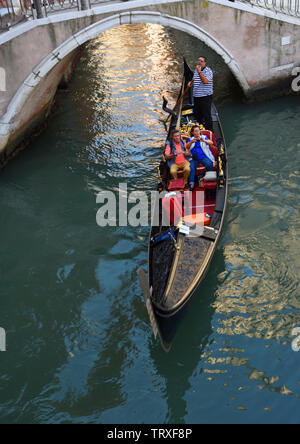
[150,0,300,90]
[0,15,111,117]
[0,48,81,166]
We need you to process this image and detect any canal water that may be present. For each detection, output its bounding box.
[0,24,299,424]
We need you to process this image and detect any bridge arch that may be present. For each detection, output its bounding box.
[3,11,250,132]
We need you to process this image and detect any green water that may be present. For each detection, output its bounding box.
[0,24,299,424]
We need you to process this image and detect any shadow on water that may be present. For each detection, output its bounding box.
[149,248,225,424]
[46,243,226,424]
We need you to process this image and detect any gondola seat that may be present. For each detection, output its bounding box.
[201,130,217,147]
[196,165,207,177]
[203,180,217,200]
[167,162,186,191]
[203,171,217,199]
[203,181,217,190]
[195,144,218,177]
[168,177,185,191]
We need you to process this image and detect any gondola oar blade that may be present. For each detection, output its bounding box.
[137,268,160,340]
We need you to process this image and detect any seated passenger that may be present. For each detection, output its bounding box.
[165,129,191,187]
[186,125,216,190]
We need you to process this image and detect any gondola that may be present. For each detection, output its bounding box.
[138,60,228,352]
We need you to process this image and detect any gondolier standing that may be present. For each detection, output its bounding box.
[188,57,214,132]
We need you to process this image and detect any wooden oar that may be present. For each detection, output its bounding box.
[165,83,191,125]
[137,268,171,352]
[137,268,159,340]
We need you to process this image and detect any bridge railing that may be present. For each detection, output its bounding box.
[0,0,33,32]
[41,0,80,17]
[245,0,300,16]
[1,0,299,33]
[0,0,118,30]
[41,0,115,17]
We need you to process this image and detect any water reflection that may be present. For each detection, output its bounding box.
[149,250,225,423]
[212,106,300,346]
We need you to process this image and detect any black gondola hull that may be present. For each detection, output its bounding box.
[145,60,228,351]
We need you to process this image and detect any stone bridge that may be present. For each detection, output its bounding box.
[0,0,299,163]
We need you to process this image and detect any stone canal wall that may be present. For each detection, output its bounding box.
[0,48,82,166]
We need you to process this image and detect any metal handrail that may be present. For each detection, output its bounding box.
[41,0,80,18]
[245,0,300,17]
[0,0,33,32]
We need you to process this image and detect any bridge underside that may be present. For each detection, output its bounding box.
[0,0,299,165]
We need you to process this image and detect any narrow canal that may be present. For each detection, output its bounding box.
[0,24,299,424]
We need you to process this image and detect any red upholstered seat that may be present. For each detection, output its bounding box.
[196,165,206,176]
[203,179,217,200]
[201,130,217,147]
[168,178,185,191]
[168,166,185,190]
[203,181,217,190]
[195,135,218,176]
[162,192,184,225]
[209,145,218,160]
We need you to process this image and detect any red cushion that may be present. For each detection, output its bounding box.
[196,165,206,176]
[168,178,185,191]
[194,134,218,177]
[196,164,217,176]
[201,130,217,147]
[200,130,218,160]
[209,145,218,160]
[162,193,183,225]
[203,181,217,190]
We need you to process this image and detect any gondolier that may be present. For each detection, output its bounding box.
[188,56,214,132]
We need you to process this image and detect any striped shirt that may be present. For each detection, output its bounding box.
[193,66,214,97]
